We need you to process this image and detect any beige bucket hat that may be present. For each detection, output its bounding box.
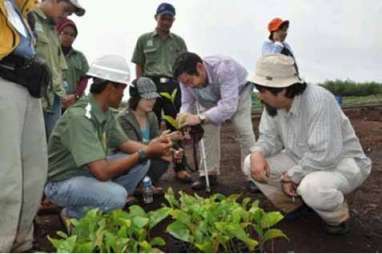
[251,54,304,88]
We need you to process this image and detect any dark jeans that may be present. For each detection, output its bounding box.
[147,76,181,131]
[146,159,169,185]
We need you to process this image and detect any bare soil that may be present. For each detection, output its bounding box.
[35,106,382,252]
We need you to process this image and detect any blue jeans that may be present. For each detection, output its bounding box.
[43,94,61,139]
[44,154,149,218]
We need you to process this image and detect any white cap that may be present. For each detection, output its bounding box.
[251,54,304,88]
[87,55,130,84]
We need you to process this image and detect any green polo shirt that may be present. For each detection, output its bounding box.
[63,48,89,94]
[33,8,67,112]
[47,95,129,182]
[132,31,187,77]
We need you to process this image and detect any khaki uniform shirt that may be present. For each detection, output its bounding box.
[63,48,89,94]
[47,95,129,182]
[33,8,67,111]
[132,31,187,77]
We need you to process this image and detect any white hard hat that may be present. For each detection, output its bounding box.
[87,55,130,84]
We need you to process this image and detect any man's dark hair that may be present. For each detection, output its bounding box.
[173,52,203,79]
[90,78,109,94]
[256,82,307,117]
[90,78,126,94]
[255,82,307,99]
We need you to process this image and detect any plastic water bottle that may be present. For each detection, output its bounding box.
[142,176,153,204]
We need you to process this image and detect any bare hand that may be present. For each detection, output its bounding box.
[161,130,183,141]
[145,136,172,157]
[281,173,298,197]
[177,112,200,128]
[250,152,270,183]
[62,94,76,109]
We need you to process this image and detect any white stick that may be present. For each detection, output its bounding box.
[196,103,211,192]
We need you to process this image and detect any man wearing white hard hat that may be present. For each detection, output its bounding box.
[243,54,371,234]
[44,55,172,222]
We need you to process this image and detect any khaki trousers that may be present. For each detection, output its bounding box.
[199,85,256,176]
[243,152,370,225]
[0,78,48,252]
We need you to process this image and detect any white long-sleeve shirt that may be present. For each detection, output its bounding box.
[251,84,371,183]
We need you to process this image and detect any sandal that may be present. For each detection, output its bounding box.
[175,170,193,183]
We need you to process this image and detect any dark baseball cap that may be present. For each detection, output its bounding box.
[156,3,176,16]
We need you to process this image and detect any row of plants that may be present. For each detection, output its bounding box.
[319,80,382,97]
[49,188,287,253]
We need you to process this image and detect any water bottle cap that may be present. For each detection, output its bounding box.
[143,176,152,187]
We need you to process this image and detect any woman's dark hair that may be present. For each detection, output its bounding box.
[173,52,203,79]
[128,97,141,110]
[255,82,307,99]
[269,22,289,41]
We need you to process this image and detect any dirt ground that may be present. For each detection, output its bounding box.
[35,106,382,252]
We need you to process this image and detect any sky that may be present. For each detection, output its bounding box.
[71,0,382,88]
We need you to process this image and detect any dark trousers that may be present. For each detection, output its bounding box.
[146,159,169,185]
[146,76,186,173]
[148,76,182,131]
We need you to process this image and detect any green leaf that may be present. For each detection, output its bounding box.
[195,240,216,253]
[260,211,284,229]
[243,238,259,252]
[166,221,191,242]
[241,197,252,210]
[164,188,179,208]
[171,210,192,227]
[129,205,147,217]
[138,240,151,252]
[56,231,68,239]
[171,89,178,103]
[132,216,149,228]
[162,115,179,129]
[263,228,288,242]
[148,207,170,228]
[48,235,77,253]
[160,92,172,101]
[74,241,94,253]
[150,236,166,247]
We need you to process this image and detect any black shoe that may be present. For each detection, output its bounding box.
[325,220,350,235]
[191,175,218,190]
[247,180,260,193]
[284,204,315,221]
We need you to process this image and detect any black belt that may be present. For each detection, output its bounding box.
[0,53,33,70]
[0,53,51,98]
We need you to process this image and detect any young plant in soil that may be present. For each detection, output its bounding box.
[164,188,288,253]
[48,206,170,253]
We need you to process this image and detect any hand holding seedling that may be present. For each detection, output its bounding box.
[250,152,270,183]
[172,147,184,163]
[145,135,172,158]
[176,112,201,128]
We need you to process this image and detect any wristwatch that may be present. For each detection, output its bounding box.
[199,114,207,124]
[138,149,148,163]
